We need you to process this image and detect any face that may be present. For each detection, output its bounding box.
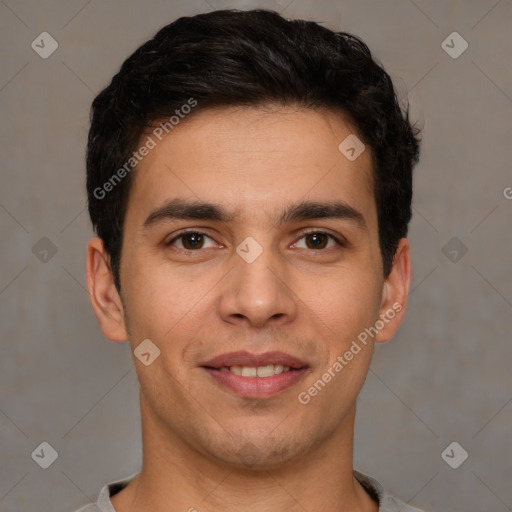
[87,105,410,469]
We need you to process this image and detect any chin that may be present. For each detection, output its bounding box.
[199,428,311,471]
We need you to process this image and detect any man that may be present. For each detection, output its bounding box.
[77,8,424,512]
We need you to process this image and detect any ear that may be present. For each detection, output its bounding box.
[85,237,129,342]
[374,238,411,344]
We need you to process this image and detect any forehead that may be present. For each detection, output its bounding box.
[126,106,376,228]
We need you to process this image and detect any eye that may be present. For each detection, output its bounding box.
[166,231,217,251]
[166,230,345,252]
[293,231,344,250]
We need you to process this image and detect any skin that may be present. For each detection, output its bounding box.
[86,105,411,512]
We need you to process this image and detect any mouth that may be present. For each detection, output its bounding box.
[200,351,310,398]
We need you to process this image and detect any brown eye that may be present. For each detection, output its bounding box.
[304,233,329,249]
[181,233,204,250]
[167,231,215,251]
[295,231,342,250]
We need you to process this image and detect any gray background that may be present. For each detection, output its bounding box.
[0,0,511,511]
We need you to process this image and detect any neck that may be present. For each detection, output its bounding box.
[111,393,378,512]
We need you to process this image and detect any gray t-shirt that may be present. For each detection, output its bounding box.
[73,470,425,512]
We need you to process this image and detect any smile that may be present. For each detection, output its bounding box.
[200,351,310,398]
[219,364,291,377]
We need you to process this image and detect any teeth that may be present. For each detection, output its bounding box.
[220,364,293,377]
[257,365,274,377]
[241,366,257,377]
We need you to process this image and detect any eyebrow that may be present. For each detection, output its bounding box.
[143,198,367,230]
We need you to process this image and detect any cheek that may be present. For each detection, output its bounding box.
[121,257,183,338]
[299,277,380,401]
[304,268,382,336]
[122,254,220,359]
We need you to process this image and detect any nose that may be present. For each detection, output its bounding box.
[218,240,298,329]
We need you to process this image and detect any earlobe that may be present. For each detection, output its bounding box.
[374,238,411,343]
[85,237,129,342]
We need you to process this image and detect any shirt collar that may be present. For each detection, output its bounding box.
[96,469,420,512]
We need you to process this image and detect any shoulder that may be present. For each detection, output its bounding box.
[354,470,427,512]
[380,494,426,512]
[71,472,138,512]
[72,505,100,512]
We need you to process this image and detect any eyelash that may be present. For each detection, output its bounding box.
[165,229,346,252]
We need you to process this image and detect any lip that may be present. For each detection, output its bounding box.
[202,367,309,398]
[199,351,310,399]
[200,350,309,369]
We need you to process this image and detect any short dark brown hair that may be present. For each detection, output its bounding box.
[86,8,421,291]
